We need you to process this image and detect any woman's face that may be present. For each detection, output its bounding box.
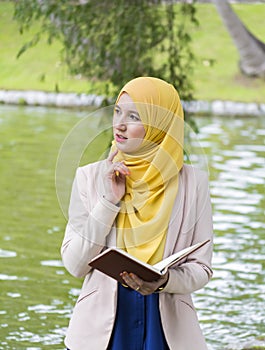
[113,93,146,153]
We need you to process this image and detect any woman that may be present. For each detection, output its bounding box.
[61,77,213,350]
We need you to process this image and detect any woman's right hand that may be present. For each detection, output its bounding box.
[102,150,130,205]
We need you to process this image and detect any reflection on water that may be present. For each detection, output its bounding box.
[193,116,265,350]
[0,249,17,258]
[0,106,264,350]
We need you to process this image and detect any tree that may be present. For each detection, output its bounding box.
[13,0,198,101]
[213,0,265,78]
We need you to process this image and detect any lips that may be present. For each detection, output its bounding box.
[115,133,128,142]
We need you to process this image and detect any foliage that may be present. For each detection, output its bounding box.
[13,0,198,101]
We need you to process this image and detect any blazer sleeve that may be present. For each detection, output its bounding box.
[61,166,120,278]
[163,171,214,294]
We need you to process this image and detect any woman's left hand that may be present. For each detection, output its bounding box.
[120,271,169,295]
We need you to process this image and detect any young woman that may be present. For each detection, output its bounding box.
[61,77,213,350]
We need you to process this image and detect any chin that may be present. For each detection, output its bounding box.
[116,141,142,154]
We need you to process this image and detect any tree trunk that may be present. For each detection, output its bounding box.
[212,0,265,78]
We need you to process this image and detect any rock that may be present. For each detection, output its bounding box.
[1,90,265,116]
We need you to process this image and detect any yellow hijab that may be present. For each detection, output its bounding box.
[112,77,184,264]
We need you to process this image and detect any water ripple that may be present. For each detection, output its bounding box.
[40,260,64,267]
[0,249,17,258]
[0,274,29,281]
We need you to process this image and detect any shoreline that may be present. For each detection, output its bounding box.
[1,89,265,117]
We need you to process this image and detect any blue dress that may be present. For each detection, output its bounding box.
[107,283,169,350]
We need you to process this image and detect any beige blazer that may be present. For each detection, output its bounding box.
[61,161,214,350]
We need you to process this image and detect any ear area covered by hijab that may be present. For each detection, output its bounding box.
[112,77,184,264]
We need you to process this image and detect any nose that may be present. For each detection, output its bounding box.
[114,115,127,131]
[116,122,126,131]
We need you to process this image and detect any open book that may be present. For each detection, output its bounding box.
[89,239,210,284]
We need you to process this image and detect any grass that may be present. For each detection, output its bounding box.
[0,1,96,94]
[1,1,265,102]
[192,4,265,103]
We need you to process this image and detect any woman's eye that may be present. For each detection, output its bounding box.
[114,107,121,114]
[129,114,140,121]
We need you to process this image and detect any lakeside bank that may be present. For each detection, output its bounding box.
[1,89,265,117]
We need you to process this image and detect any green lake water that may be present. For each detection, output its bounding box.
[0,105,264,350]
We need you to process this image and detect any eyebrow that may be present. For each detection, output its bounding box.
[115,104,140,116]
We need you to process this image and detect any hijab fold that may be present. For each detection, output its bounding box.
[112,77,184,264]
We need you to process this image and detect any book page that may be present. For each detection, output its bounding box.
[153,240,210,273]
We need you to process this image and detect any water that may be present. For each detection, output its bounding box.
[193,117,265,349]
[0,105,264,349]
